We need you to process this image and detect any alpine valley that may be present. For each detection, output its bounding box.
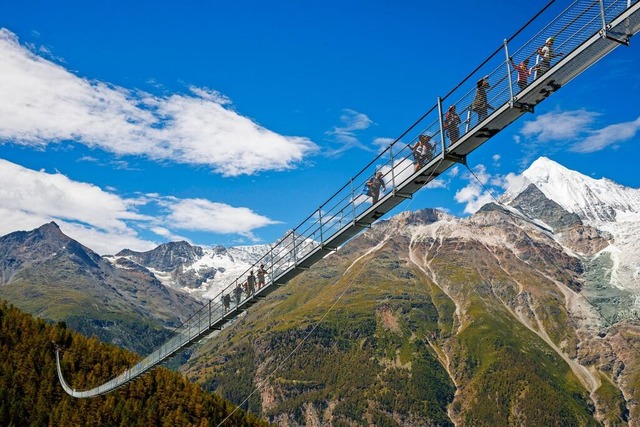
[1,157,640,426]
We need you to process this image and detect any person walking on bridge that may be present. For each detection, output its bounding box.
[510,57,530,92]
[234,282,243,306]
[472,76,494,124]
[444,106,461,143]
[534,37,564,78]
[247,270,256,296]
[367,171,387,204]
[257,264,267,289]
[222,293,231,313]
[409,138,427,171]
[409,134,434,172]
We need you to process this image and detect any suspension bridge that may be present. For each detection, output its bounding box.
[57,0,640,398]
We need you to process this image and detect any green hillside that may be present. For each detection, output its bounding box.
[182,212,635,425]
[187,237,457,425]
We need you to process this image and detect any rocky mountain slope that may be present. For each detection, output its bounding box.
[106,241,271,299]
[504,156,640,321]
[180,159,640,426]
[0,222,202,354]
[107,232,318,301]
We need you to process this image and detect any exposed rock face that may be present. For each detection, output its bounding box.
[117,241,205,272]
[509,183,582,230]
[0,221,102,284]
[557,223,612,256]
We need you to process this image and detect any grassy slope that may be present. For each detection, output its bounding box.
[187,236,457,425]
[424,233,609,426]
[0,278,173,355]
[186,217,633,425]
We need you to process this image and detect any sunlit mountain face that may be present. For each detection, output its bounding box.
[180,157,639,426]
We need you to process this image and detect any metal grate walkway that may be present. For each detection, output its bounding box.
[58,0,640,398]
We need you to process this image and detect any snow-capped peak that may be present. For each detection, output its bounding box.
[501,157,640,295]
[505,156,640,224]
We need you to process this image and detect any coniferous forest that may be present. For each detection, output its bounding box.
[0,301,269,427]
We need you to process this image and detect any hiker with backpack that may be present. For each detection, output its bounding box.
[472,76,494,123]
[367,171,387,204]
[444,106,462,143]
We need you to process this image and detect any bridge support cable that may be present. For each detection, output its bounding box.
[57,0,640,398]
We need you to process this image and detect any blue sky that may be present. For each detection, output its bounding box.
[1,0,639,254]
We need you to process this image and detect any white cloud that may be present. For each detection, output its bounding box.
[162,198,280,240]
[78,155,99,163]
[188,86,231,105]
[0,158,156,254]
[0,159,281,254]
[382,158,414,189]
[472,164,491,185]
[453,164,502,214]
[520,110,598,142]
[454,181,493,214]
[519,109,640,155]
[373,137,395,152]
[500,172,529,197]
[0,159,148,231]
[426,179,447,189]
[326,109,374,155]
[336,109,373,133]
[571,116,640,153]
[148,226,191,243]
[0,29,317,176]
[58,223,158,256]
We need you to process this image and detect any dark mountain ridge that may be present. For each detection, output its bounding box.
[0,221,102,284]
[116,240,205,272]
[0,222,202,354]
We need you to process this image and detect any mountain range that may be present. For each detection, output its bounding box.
[1,156,639,425]
[106,242,271,299]
[178,157,640,425]
[0,221,202,354]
